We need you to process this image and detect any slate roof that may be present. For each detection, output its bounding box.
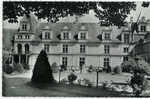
[16,14,149,43]
[33,22,123,43]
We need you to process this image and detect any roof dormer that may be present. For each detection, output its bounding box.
[41,25,52,40]
[19,14,37,33]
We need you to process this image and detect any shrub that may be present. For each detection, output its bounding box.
[87,65,93,72]
[51,62,59,73]
[113,66,122,74]
[121,65,133,73]
[31,50,54,83]
[23,63,30,70]
[14,63,24,73]
[3,64,14,74]
[68,73,77,84]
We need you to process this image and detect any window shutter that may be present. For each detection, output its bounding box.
[69,32,71,40]
[86,32,88,39]
[51,31,53,39]
[78,32,80,40]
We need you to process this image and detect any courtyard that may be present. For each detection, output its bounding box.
[3,70,150,97]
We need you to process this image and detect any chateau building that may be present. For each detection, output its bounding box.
[11,14,150,70]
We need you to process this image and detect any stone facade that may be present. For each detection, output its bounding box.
[11,15,150,70]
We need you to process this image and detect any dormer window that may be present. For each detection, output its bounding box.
[45,32,51,39]
[141,25,146,32]
[18,35,22,39]
[79,31,87,40]
[80,32,86,40]
[22,24,27,31]
[63,31,69,40]
[104,33,111,40]
[25,35,30,39]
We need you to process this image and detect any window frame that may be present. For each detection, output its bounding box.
[79,57,85,66]
[104,57,110,67]
[104,32,111,40]
[44,44,50,53]
[123,47,129,53]
[44,31,51,39]
[63,31,69,40]
[80,44,86,53]
[124,34,130,44]
[22,23,27,31]
[62,44,68,53]
[62,57,67,66]
[80,32,86,40]
[123,56,128,62]
[141,25,146,32]
[104,45,110,54]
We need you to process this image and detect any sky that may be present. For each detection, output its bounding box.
[3,2,150,29]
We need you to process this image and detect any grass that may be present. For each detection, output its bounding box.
[3,77,124,97]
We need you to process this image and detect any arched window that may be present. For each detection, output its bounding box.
[25,44,29,54]
[17,44,22,54]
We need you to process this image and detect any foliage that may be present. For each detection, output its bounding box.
[31,50,54,83]
[87,65,93,72]
[142,2,150,7]
[68,72,77,84]
[61,64,67,71]
[129,73,148,96]
[14,63,24,73]
[3,64,14,74]
[22,63,30,70]
[3,2,136,27]
[121,64,133,73]
[51,62,59,73]
[113,66,122,74]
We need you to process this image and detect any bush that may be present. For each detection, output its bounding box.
[51,62,59,73]
[121,65,133,73]
[113,66,122,74]
[68,73,77,84]
[23,63,30,70]
[87,65,93,72]
[3,64,14,74]
[14,63,24,73]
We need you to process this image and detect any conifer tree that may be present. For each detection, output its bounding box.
[31,50,54,83]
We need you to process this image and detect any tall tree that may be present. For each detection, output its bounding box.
[31,50,54,83]
[3,2,136,27]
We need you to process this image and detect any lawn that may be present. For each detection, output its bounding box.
[2,70,150,97]
[3,77,123,97]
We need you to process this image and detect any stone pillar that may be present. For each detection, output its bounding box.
[19,55,21,64]
[12,55,14,65]
[26,55,28,64]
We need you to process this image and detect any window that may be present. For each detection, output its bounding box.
[25,35,30,39]
[104,58,110,68]
[123,47,129,53]
[104,45,110,54]
[124,34,130,44]
[63,44,68,53]
[45,32,51,39]
[17,44,22,54]
[18,35,22,39]
[44,44,49,53]
[80,44,86,53]
[22,24,27,31]
[79,57,85,66]
[141,25,146,32]
[63,32,69,40]
[123,56,128,62]
[62,57,67,66]
[25,44,29,54]
[104,33,111,40]
[80,32,86,40]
